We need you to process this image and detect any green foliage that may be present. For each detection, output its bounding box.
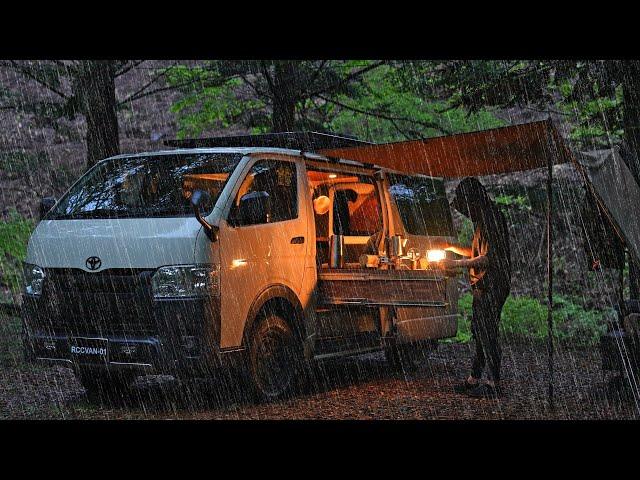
[501,295,549,340]
[167,61,505,143]
[167,65,267,138]
[452,292,473,343]
[452,292,610,347]
[558,82,624,146]
[167,61,380,136]
[0,210,35,296]
[0,315,23,366]
[552,296,610,347]
[494,194,532,212]
[327,65,505,143]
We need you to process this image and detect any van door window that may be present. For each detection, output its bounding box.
[229,159,298,226]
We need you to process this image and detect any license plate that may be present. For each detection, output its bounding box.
[70,337,109,364]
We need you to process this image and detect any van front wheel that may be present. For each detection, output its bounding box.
[248,313,303,401]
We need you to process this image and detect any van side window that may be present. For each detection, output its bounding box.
[388,173,454,236]
[229,159,298,226]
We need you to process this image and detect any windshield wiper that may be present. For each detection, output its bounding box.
[53,208,120,219]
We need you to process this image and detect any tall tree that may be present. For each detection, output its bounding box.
[616,61,640,182]
[0,60,195,168]
[77,61,120,166]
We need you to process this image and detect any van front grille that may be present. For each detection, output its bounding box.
[39,268,157,335]
[44,268,154,295]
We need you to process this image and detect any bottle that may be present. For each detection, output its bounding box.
[330,234,344,268]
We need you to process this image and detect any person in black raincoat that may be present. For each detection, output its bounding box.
[441,177,511,398]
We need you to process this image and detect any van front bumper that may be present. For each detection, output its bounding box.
[22,293,224,375]
[25,332,163,373]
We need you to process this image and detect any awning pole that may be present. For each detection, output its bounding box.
[547,129,555,410]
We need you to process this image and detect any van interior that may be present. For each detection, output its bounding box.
[308,168,383,269]
[307,167,455,357]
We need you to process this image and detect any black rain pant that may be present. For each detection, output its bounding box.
[470,286,509,383]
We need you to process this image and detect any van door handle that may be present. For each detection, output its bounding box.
[290,236,305,244]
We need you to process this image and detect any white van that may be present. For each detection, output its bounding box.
[22,136,459,401]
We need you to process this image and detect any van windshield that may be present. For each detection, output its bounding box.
[388,173,454,237]
[49,153,243,219]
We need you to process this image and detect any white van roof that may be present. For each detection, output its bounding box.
[104,147,302,160]
[101,147,442,180]
[102,147,375,169]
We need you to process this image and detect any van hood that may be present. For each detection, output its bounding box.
[26,217,203,271]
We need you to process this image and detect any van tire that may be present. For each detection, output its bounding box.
[248,312,304,402]
[78,369,134,404]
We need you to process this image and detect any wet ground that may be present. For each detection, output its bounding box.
[1,322,638,420]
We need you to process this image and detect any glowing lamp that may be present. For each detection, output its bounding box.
[427,249,446,262]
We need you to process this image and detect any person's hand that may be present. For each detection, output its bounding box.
[444,240,464,249]
[438,258,457,269]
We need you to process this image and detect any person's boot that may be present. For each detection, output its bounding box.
[453,377,480,394]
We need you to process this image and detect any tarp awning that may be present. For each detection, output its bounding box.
[319,119,573,178]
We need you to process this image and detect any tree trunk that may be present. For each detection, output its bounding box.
[620,61,640,299]
[271,62,297,132]
[621,61,640,182]
[79,61,120,169]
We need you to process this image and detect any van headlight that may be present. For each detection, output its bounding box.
[151,264,220,299]
[23,263,45,296]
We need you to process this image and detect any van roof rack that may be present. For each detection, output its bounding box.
[163,131,373,151]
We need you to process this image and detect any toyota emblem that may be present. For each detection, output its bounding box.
[85,256,102,271]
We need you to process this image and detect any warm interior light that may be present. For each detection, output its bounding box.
[231,259,247,268]
[328,173,338,179]
[427,249,446,262]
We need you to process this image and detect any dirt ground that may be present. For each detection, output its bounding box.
[1,313,637,420]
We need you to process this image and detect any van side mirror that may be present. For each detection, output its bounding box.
[39,196,56,220]
[190,189,218,242]
[239,191,271,226]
